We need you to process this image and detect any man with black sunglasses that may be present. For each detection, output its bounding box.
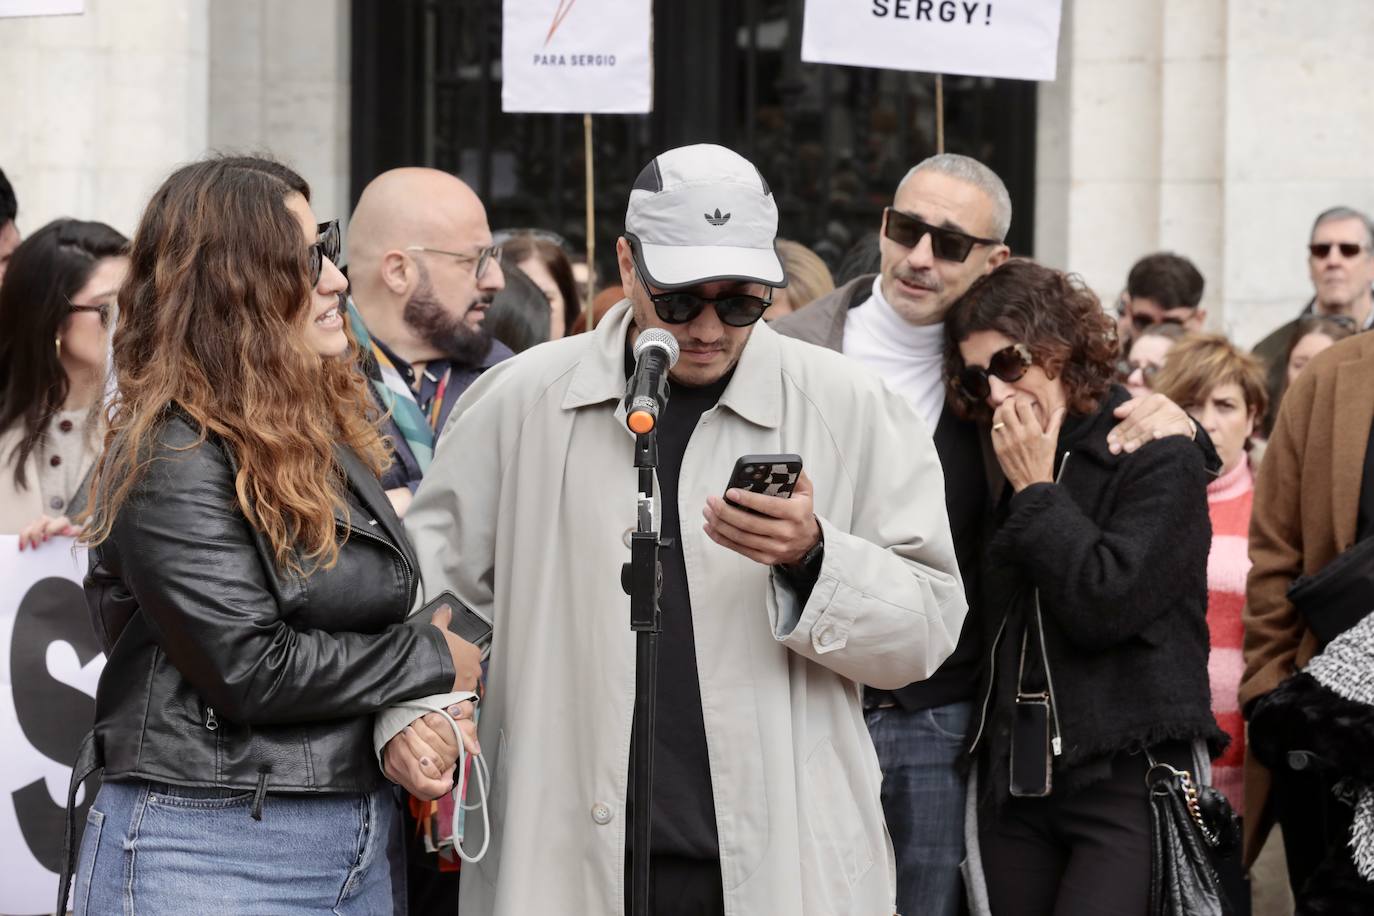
[1253,205,1374,433]
[383,143,966,916]
[774,153,1217,916]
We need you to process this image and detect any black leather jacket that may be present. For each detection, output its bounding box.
[84,412,456,795]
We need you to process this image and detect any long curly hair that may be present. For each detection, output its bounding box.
[82,155,387,573]
[944,258,1119,423]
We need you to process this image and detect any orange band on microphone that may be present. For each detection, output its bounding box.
[627,411,655,434]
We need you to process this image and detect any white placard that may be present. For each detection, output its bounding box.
[0,538,102,916]
[802,0,1063,82]
[502,0,653,114]
[0,0,82,17]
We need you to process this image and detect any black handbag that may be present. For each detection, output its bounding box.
[1146,752,1240,916]
[1286,535,1374,646]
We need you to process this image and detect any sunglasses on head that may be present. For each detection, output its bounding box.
[308,220,342,286]
[883,207,1001,263]
[956,343,1034,401]
[1309,242,1366,260]
[633,267,773,328]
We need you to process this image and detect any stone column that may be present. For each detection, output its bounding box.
[0,0,211,236]
[209,0,351,226]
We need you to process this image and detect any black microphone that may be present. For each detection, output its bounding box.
[624,329,680,434]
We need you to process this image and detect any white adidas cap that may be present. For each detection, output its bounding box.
[624,144,787,290]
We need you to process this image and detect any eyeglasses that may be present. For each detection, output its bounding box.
[68,300,113,328]
[883,207,1002,263]
[634,268,772,328]
[405,244,503,281]
[1116,358,1161,387]
[1130,312,1190,334]
[1308,242,1366,259]
[492,228,572,252]
[956,343,1034,401]
[308,220,341,286]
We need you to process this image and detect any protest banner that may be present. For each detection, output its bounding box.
[801,0,1064,82]
[502,0,655,329]
[0,538,99,916]
[0,0,82,16]
[501,0,653,114]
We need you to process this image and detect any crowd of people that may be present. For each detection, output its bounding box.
[1,139,1371,916]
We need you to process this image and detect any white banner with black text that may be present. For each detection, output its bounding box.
[502,0,653,113]
[802,0,1064,82]
[0,538,99,916]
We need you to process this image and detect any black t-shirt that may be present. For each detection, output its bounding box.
[625,340,732,860]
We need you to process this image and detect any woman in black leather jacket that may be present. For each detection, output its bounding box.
[945,260,1225,916]
[60,156,482,915]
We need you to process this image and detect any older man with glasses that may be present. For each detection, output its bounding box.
[1253,205,1374,433]
[377,143,969,916]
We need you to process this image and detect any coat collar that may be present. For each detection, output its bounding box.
[562,299,782,430]
[1055,386,1134,468]
[332,443,420,571]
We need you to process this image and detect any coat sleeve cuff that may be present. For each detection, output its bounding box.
[768,515,855,654]
[373,690,480,770]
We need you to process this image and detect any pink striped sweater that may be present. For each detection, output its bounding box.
[1205,459,1253,814]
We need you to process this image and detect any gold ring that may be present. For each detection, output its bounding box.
[992,422,1007,432]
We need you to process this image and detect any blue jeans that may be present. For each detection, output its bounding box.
[71,779,404,915]
[866,700,973,916]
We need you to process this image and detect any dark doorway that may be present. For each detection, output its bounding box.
[351,0,1037,282]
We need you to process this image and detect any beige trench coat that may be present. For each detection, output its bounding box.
[401,301,967,915]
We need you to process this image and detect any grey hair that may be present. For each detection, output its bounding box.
[898,153,1012,242]
[1311,206,1374,247]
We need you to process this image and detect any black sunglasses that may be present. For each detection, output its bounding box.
[1308,242,1366,260]
[634,268,772,328]
[956,343,1034,401]
[308,220,342,285]
[883,207,1001,263]
[1130,312,1189,334]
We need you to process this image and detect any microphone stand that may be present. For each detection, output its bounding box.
[621,428,662,916]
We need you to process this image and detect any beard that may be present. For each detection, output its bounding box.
[403,264,493,367]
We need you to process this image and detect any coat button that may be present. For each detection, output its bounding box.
[591,802,613,825]
[817,627,836,647]
[49,455,62,467]
[50,496,65,511]
[58,419,74,433]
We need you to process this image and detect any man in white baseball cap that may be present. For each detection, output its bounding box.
[382,143,966,916]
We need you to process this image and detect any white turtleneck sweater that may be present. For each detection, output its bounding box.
[841,277,948,432]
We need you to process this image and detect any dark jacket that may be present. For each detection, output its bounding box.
[366,338,513,493]
[969,387,1224,809]
[773,276,1003,710]
[84,411,456,795]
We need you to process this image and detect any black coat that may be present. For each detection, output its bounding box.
[968,387,1225,808]
[85,411,456,794]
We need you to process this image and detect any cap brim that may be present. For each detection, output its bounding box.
[634,240,787,290]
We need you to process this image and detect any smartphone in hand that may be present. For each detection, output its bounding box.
[724,454,803,513]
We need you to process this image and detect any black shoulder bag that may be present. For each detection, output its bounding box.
[1145,750,1240,916]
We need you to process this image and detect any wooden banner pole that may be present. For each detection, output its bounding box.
[935,73,945,154]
